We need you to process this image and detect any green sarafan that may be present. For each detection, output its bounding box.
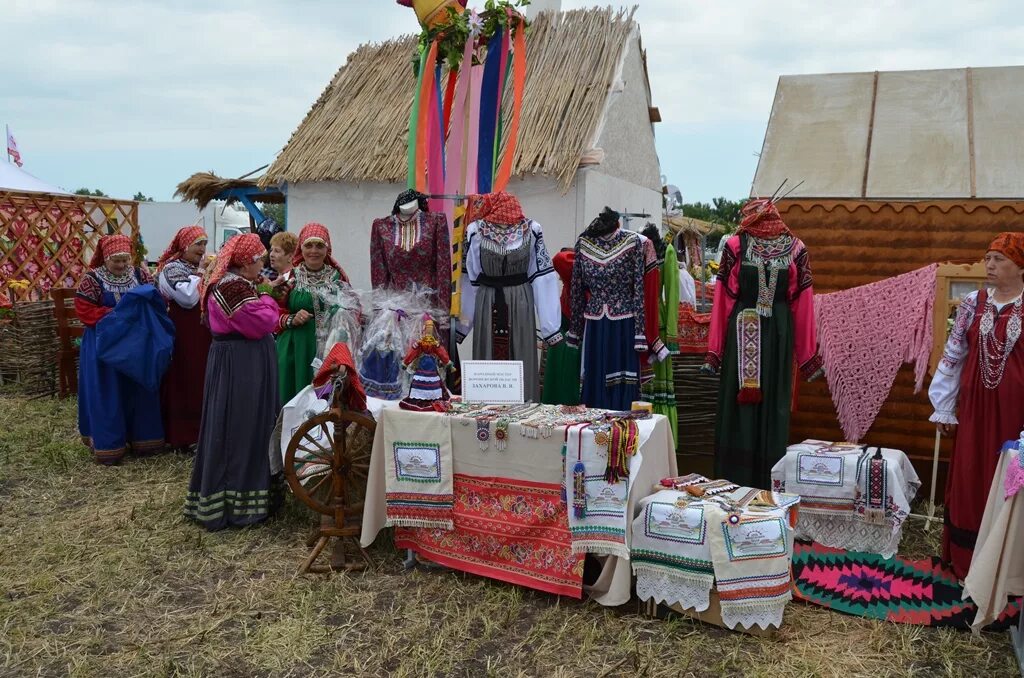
[0,394,1017,677]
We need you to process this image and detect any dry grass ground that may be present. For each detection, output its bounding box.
[0,394,1017,677]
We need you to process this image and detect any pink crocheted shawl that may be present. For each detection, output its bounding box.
[814,264,938,442]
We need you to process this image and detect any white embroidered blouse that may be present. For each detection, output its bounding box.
[928,289,1022,424]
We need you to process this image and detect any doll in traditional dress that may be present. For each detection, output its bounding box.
[399,316,454,412]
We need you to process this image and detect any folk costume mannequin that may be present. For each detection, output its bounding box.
[704,199,821,488]
[641,224,681,446]
[370,189,452,316]
[457,191,561,402]
[157,225,212,452]
[541,248,582,405]
[186,234,282,531]
[929,232,1024,578]
[75,235,164,464]
[276,223,352,404]
[567,208,652,411]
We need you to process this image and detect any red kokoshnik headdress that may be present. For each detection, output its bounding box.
[737,198,793,240]
[292,222,349,282]
[89,234,134,269]
[200,233,266,311]
[156,225,207,273]
[466,191,525,226]
[988,232,1024,269]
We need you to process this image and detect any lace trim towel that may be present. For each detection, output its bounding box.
[383,409,455,530]
[772,440,921,558]
[631,489,715,611]
[706,501,796,631]
[814,264,937,442]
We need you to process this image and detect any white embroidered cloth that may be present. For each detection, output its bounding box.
[382,409,455,530]
[632,486,800,631]
[772,439,921,558]
[565,419,656,559]
[631,489,715,611]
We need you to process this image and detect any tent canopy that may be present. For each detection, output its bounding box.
[0,162,69,195]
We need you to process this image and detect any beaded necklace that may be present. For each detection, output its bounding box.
[294,264,340,356]
[94,266,137,302]
[745,234,794,317]
[392,212,423,253]
[978,292,1023,389]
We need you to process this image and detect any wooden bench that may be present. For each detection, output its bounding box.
[50,288,83,398]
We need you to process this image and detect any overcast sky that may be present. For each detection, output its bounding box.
[4,0,1023,203]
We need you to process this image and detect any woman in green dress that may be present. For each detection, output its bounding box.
[276,222,353,404]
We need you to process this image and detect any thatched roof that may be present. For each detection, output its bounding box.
[263,7,640,192]
[665,213,715,237]
[175,172,285,210]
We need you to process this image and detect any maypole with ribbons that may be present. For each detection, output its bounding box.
[398,0,530,369]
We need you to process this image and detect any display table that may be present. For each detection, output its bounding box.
[771,440,920,558]
[963,443,1023,645]
[360,406,678,606]
[632,481,800,631]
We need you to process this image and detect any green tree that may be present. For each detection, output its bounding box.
[680,197,748,248]
[132,192,154,202]
[74,188,107,197]
[261,203,286,229]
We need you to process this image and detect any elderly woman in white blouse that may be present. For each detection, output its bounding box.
[156,225,212,453]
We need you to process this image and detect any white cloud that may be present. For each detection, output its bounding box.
[3,0,1023,198]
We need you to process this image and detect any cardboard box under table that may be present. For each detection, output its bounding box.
[360,407,678,605]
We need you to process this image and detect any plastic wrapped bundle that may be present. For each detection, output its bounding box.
[357,289,446,400]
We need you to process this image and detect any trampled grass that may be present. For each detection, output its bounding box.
[0,395,1016,677]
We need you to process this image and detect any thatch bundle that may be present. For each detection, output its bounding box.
[175,172,284,211]
[664,214,715,238]
[262,7,639,193]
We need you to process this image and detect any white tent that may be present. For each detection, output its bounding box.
[0,162,68,195]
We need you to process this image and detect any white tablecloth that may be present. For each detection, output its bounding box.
[963,446,1024,631]
[361,408,678,606]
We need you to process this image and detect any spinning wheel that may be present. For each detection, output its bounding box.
[284,374,375,573]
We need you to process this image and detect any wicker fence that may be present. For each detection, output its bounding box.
[0,300,59,397]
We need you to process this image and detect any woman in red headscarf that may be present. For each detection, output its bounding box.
[703,198,822,488]
[156,225,211,452]
[275,223,355,404]
[185,233,283,531]
[929,232,1024,578]
[75,234,164,464]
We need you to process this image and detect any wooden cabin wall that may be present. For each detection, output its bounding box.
[778,199,1024,501]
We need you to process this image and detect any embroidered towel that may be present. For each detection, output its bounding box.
[773,439,921,558]
[565,419,656,559]
[383,409,455,530]
[631,489,715,611]
[706,499,795,631]
[814,264,937,442]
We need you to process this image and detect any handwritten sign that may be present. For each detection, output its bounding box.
[461,360,525,404]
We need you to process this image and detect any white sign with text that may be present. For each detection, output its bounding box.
[461,360,525,404]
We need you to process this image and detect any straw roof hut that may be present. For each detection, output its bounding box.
[263,7,662,289]
[751,66,1024,499]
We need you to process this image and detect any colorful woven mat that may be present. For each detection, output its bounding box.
[792,541,1021,630]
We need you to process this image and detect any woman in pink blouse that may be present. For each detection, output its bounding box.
[185,234,282,531]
